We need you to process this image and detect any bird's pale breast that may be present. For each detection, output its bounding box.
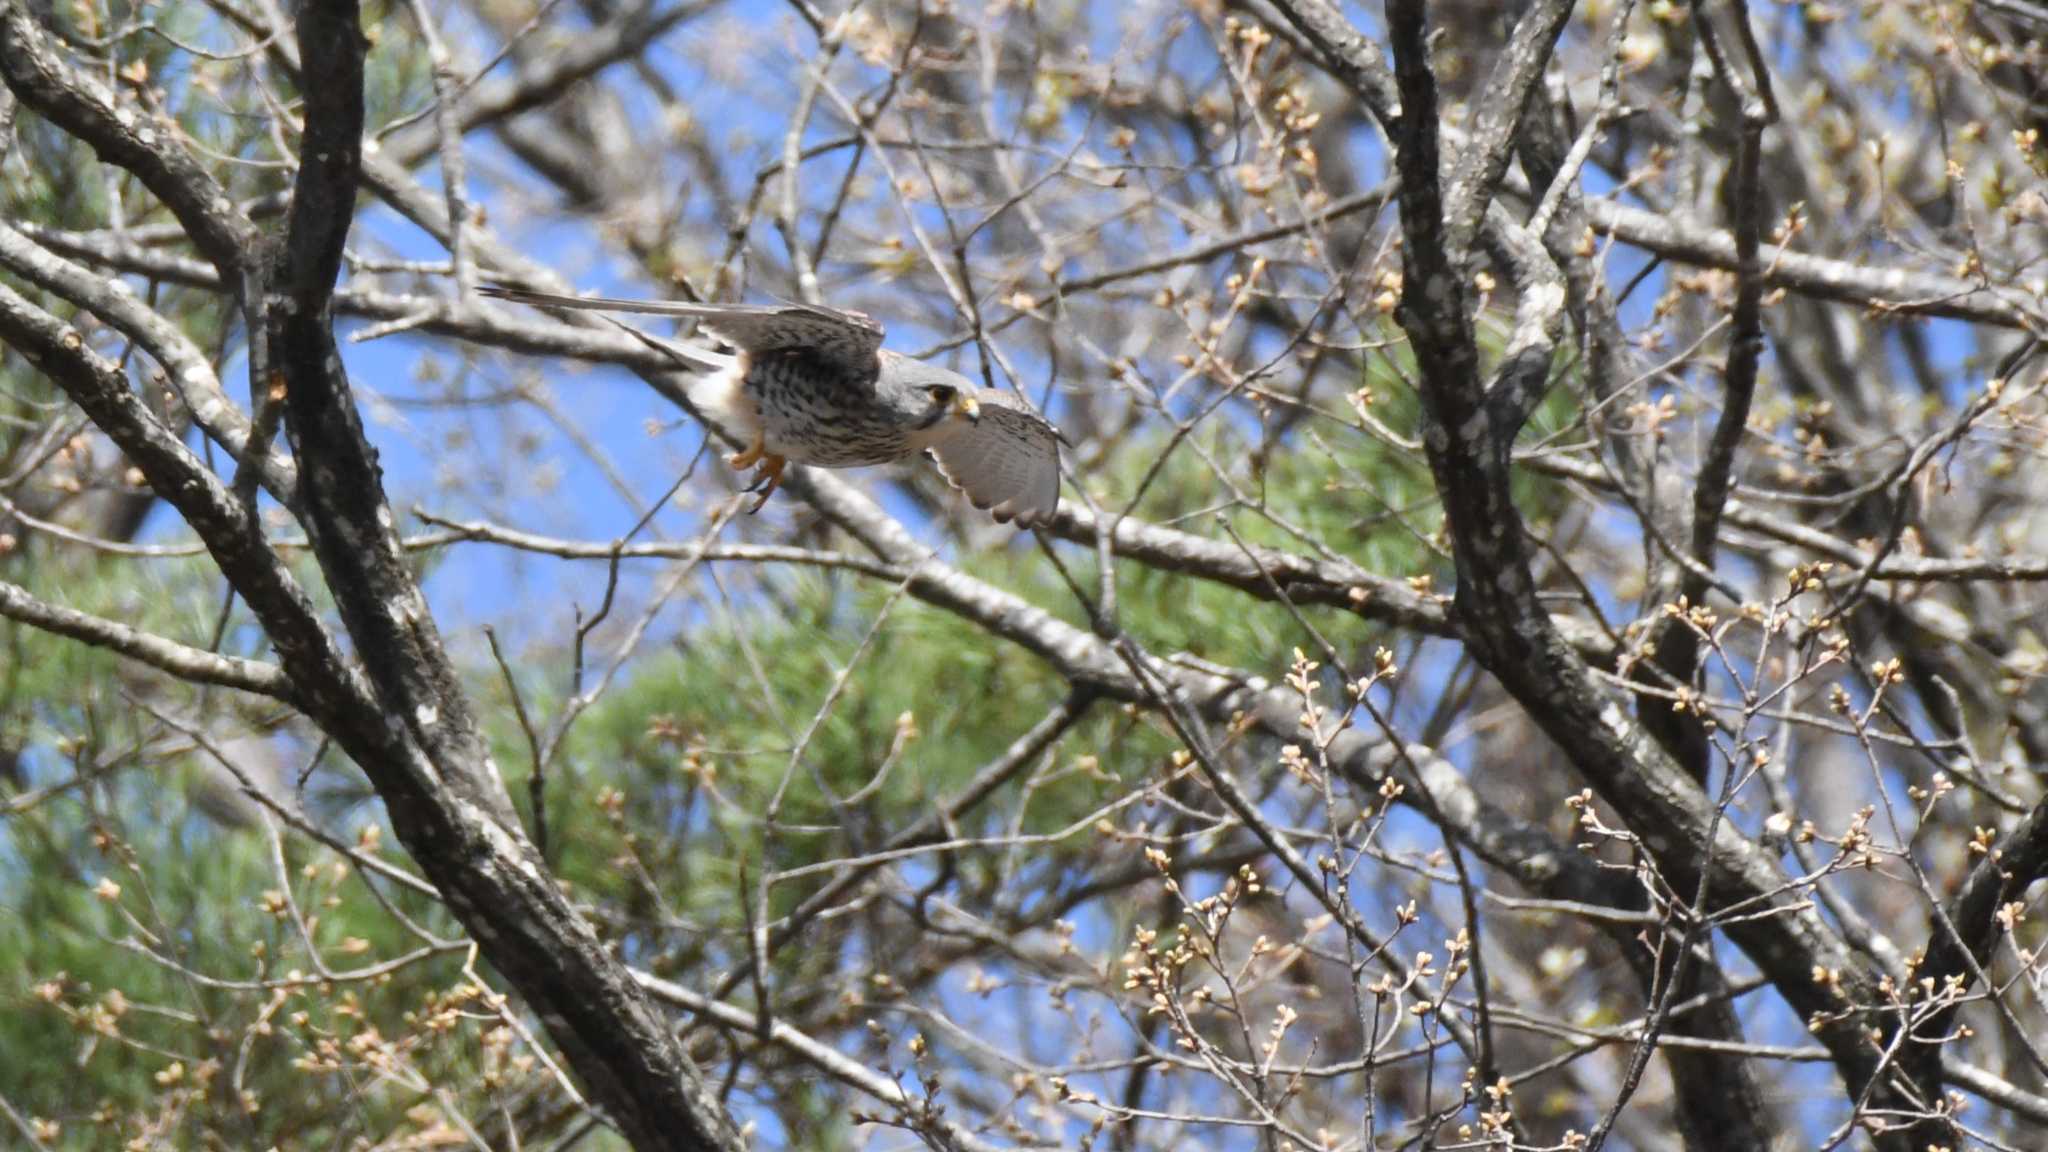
[747,353,910,467]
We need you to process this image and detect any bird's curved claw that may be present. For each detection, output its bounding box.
[743,455,787,513]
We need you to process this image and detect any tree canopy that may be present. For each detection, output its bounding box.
[2,0,2047,1149]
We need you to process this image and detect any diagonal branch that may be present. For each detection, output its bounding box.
[1360,3,1933,1145]
[1442,0,1576,259]
[1649,17,1778,785]
[1259,0,1402,127]
[1577,197,2035,328]
[1684,12,1775,599]
[260,3,747,1148]
[0,579,291,698]
[0,2,750,1147]
[0,280,359,709]
[1921,795,2048,1063]
[0,221,298,502]
[0,1,260,281]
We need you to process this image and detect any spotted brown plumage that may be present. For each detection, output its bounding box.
[479,286,1062,525]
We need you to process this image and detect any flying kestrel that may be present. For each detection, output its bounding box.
[479,286,1062,526]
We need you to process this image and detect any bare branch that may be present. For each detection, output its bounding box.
[0,579,290,698]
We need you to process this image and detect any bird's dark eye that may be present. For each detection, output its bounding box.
[928,385,955,406]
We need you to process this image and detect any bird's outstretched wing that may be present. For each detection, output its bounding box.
[927,390,1062,527]
[478,285,885,376]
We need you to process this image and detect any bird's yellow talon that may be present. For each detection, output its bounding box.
[728,435,765,471]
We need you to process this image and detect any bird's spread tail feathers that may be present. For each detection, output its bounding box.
[478,284,733,374]
[480,284,758,439]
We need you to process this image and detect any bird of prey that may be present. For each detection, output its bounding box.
[478,286,1062,526]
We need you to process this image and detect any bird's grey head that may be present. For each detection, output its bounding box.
[876,352,981,431]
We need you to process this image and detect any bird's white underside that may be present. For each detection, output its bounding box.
[684,355,760,443]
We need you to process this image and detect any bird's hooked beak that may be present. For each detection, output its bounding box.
[952,391,981,425]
